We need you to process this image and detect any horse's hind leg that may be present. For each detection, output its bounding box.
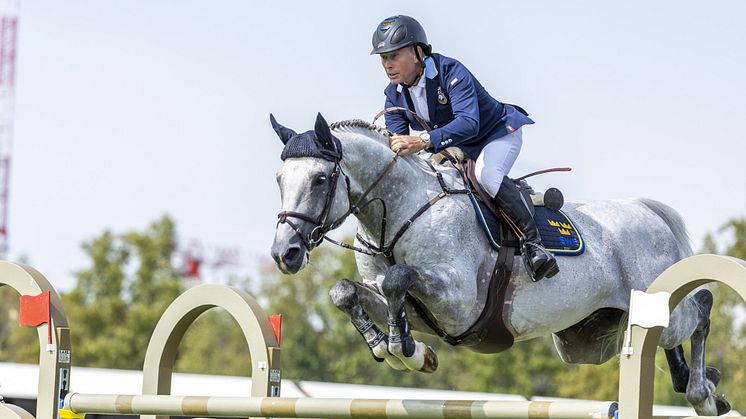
[671,289,731,416]
[380,264,438,373]
[330,278,406,371]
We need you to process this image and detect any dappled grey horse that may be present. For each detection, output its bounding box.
[269,113,729,415]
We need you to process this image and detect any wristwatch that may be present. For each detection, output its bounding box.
[419,132,432,149]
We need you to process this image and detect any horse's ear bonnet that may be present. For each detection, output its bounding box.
[270,113,342,162]
[270,114,297,145]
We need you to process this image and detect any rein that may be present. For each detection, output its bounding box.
[351,159,470,263]
[372,107,431,131]
[335,109,470,263]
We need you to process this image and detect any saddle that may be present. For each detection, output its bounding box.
[433,149,583,256]
[406,150,583,354]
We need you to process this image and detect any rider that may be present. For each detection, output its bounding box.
[371,15,558,281]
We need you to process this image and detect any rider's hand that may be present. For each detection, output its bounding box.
[390,135,426,156]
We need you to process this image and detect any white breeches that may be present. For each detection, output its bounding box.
[474,128,523,198]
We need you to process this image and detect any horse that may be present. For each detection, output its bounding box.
[269,113,730,415]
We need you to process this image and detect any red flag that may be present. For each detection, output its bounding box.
[268,314,282,347]
[19,291,50,327]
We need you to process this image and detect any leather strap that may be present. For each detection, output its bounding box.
[515,167,572,182]
[372,107,432,132]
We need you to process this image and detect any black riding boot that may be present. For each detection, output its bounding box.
[493,176,559,281]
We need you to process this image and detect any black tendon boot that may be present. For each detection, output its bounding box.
[493,176,559,281]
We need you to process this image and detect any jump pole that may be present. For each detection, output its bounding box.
[63,393,618,419]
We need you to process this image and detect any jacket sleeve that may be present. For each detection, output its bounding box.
[383,95,411,135]
[428,64,480,152]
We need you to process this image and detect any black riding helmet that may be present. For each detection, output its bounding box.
[371,15,432,57]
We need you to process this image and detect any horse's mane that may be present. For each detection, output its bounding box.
[330,119,392,143]
[329,118,438,175]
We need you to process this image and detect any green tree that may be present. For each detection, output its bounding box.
[62,216,183,369]
[63,216,260,375]
[0,216,266,375]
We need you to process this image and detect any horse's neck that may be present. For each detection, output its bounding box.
[336,130,433,243]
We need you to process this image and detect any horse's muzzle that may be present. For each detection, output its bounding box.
[271,242,306,274]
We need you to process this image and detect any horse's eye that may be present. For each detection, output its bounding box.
[314,175,327,185]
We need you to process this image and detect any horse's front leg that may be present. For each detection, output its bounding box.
[381,264,439,373]
[330,278,407,371]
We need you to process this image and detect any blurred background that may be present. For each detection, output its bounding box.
[0,0,744,412]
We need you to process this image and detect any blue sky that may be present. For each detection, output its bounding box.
[6,1,745,290]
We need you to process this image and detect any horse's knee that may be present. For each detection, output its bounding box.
[663,289,714,347]
[330,278,358,312]
[381,265,416,299]
[693,289,713,314]
[693,289,713,333]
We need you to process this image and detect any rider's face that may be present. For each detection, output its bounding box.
[380,47,422,85]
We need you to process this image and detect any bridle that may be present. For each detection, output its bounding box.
[276,151,401,256]
[276,159,349,251]
[276,110,471,264]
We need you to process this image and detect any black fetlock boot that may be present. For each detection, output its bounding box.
[493,176,559,281]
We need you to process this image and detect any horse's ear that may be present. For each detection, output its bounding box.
[270,113,296,145]
[314,113,335,152]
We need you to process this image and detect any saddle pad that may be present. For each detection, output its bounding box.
[471,196,585,256]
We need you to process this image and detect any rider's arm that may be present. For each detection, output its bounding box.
[427,64,480,153]
[384,95,411,135]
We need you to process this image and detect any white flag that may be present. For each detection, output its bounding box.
[628,290,671,329]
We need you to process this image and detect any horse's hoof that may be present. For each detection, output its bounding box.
[706,366,721,387]
[418,345,438,373]
[715,394,731,416]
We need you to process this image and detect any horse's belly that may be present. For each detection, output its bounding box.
[506,236,624,340]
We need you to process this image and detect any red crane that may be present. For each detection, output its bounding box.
[0,0,19,257]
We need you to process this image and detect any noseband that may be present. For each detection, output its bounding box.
[276,160,348,251]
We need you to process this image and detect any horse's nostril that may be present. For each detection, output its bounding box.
[283,247,301,265]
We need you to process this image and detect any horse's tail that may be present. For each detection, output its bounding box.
[638,198,693,259]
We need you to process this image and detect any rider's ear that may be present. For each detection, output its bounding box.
[270,114,297,145]
[314,113,335,152]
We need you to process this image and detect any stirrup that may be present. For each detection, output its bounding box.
[522,241,558,281]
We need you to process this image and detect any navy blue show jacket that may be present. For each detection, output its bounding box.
[383,53,534,160]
